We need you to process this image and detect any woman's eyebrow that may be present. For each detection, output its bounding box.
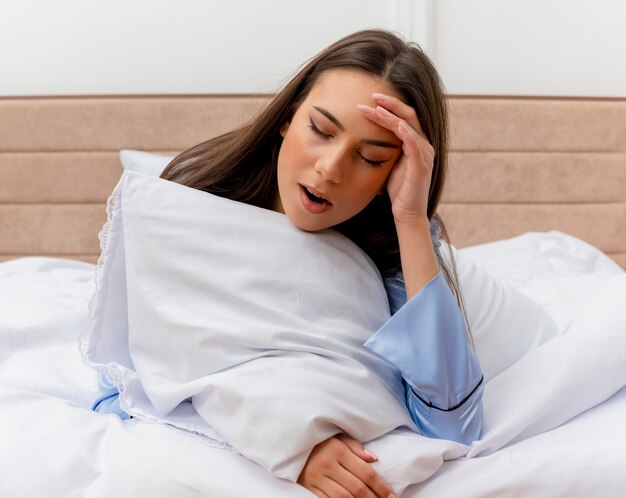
[313,106,345,131]
[312,106,400,149]
[363,138,400,148]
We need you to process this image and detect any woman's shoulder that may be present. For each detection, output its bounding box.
[382,265,406,315]
[382,265,405,284]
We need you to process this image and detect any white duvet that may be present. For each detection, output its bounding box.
[1,228,625,495]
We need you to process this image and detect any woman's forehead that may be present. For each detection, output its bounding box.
[299,70,403,145]
[308,69,400,101]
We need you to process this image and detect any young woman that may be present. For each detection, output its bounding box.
[93,29,483,498]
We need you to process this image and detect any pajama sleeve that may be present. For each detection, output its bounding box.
[364,270,483,445]
[92,372,131,420]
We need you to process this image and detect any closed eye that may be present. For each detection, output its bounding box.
[357,152,384,168]
[310,116,386,167]
[309,119,332,140]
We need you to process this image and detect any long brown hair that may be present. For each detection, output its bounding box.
[161,29,469,337]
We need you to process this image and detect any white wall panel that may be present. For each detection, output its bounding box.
[434,0,626,97]
[0,0,418,95]
[1,0,623,97]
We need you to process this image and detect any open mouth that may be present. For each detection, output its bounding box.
[302,185,331,205]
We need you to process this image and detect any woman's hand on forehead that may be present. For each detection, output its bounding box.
[357,94,435,224]
[363,93,427,139]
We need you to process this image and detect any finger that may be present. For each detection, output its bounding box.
[336,453,396,498]
[325,465,378,498]
[372,93,426,138]
[357,104,429,153]
[397,120,434,165]
[396,120,435,183]
[358,105,430,168]
[336,434,378,462]
[310,485,331,498]
[360,107,434,184]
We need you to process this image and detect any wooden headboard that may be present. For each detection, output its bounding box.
[1,95,624,268]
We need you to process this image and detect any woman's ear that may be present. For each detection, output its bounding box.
[279,121,291,138]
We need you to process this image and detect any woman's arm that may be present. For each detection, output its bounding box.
[366,265,483,444]
[394,217,439,299]
[360,93,483,444]
[298,263,482,497]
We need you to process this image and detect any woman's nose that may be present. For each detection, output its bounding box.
[314,149,344,183]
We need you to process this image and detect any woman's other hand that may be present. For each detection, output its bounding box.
[297,434,396,498]
[358,94,435,225]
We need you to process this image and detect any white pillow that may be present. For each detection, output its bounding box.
[115,148,559,374]
[119,149,173,177]
[82,170,561,489]
[461,231,623,283]
[442,244,559,382]
[460,231,624,333]
[82,170,463,489]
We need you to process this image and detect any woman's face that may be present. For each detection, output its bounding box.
[274,69,404,232]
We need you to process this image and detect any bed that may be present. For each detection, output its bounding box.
[1,95,625,497]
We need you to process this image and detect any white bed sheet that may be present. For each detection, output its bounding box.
[1,232,625,498]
